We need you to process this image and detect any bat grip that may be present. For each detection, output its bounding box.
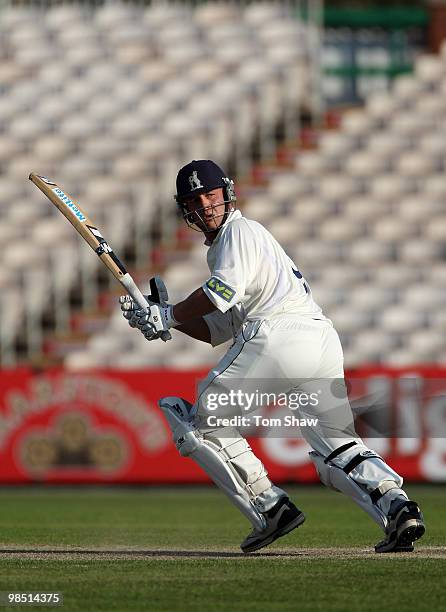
[120,273,172,342]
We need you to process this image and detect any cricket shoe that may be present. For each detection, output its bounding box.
[240,497,305,553]
[375,500,425,553]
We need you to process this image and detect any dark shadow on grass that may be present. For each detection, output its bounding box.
[1,547,443,559]
[0,548,309,558]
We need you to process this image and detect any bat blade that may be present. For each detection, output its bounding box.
[29,172,127,281]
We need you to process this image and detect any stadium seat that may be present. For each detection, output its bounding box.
[370,174,411,202]
[366,91,398,121]
[428,310,446,331]
[269,173,315,201]
[374,264,422,288]
[397,151,436,177]
[195,4,240,26]
[367,132,410,158]
[350,285,395,310]
[330,308,373,334]
[353,329,400,355]
[342,109,375,137]
[423,175,446,199]
[415,93,446,120]
[379,308,426,334]
[415,54,445,84]
[318,132,356,159]
[59,156,103,183]
[398,240,443,263]
[349,240,394,264]
[418,133,446,167]
[345,151,387,177]
[64,351,101,370]
[0,7,39,30]
[7,154,41,180]
[392,112,433,138]
[54,24,99,50]
[59,115,101,142]
[392,74,422,101]
[408,330,445,355]
[290,241,343,267]
[425,263,446,286]
[310,284,346,309]
[342,346,376,368]
[319,217,365,241]
[144,3,191,28]
[241,196,274,225]
[9,116,52,145]
[371,218,417,242]
[343,197,390,222]
[33,136,72,164]
[0,288,24,365]
[244,3,287,26]
[386,349,422,367]
[268,217,307,244]
[393,196,444,222]
[318,265,368,287]
[113,155,153,181]
[317,174,360,202]
[37,94,76,124]
[45,5,86,29]
[424,217,446,242]
[289,196,335,224]
[296,152,326,176]
[0,179,28,205]
[402,286,446,310]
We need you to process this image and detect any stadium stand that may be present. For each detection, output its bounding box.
[0,1,313,366]
[0,2,444,370]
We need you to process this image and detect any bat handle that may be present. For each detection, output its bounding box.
[120,273,172,342]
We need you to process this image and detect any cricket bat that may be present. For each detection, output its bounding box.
[29,172,171,341]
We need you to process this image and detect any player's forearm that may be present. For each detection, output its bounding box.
[172,287,217,324]
[174,318,212,344]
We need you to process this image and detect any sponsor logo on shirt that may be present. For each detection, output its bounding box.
[206,277,235,302]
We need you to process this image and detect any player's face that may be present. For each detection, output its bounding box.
[183,188,227,232]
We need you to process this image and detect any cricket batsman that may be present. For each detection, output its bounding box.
[120,159,425,553]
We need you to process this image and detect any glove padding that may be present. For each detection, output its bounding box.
[135,302,177,337]
[120,277,172,342]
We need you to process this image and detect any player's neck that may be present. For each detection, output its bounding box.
[204,228,220,245]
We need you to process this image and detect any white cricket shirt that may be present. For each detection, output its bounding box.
[202,210,327,324]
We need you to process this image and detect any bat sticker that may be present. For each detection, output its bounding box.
[88,226,105,239]
[52,187,86,222]
[87,225,113,255]
[37,175,57,186]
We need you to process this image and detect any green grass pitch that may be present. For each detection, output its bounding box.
[0,485,444,612]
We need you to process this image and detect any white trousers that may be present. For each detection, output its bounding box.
[194,315,405,518]
[196,316,350,453]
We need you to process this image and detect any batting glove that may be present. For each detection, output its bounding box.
[120,277,173,342]
[131,304,178,340]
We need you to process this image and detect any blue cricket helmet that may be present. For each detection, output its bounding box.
[175,160,236,204]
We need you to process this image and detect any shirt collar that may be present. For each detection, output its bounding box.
[204,209,242,246]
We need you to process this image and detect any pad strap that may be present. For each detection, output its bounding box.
[221,439,272,497]
[343,451,381,474]
[324,442,382,476]
[324,441,357,464]
[370,481,400,504]
[248,476,272,497]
